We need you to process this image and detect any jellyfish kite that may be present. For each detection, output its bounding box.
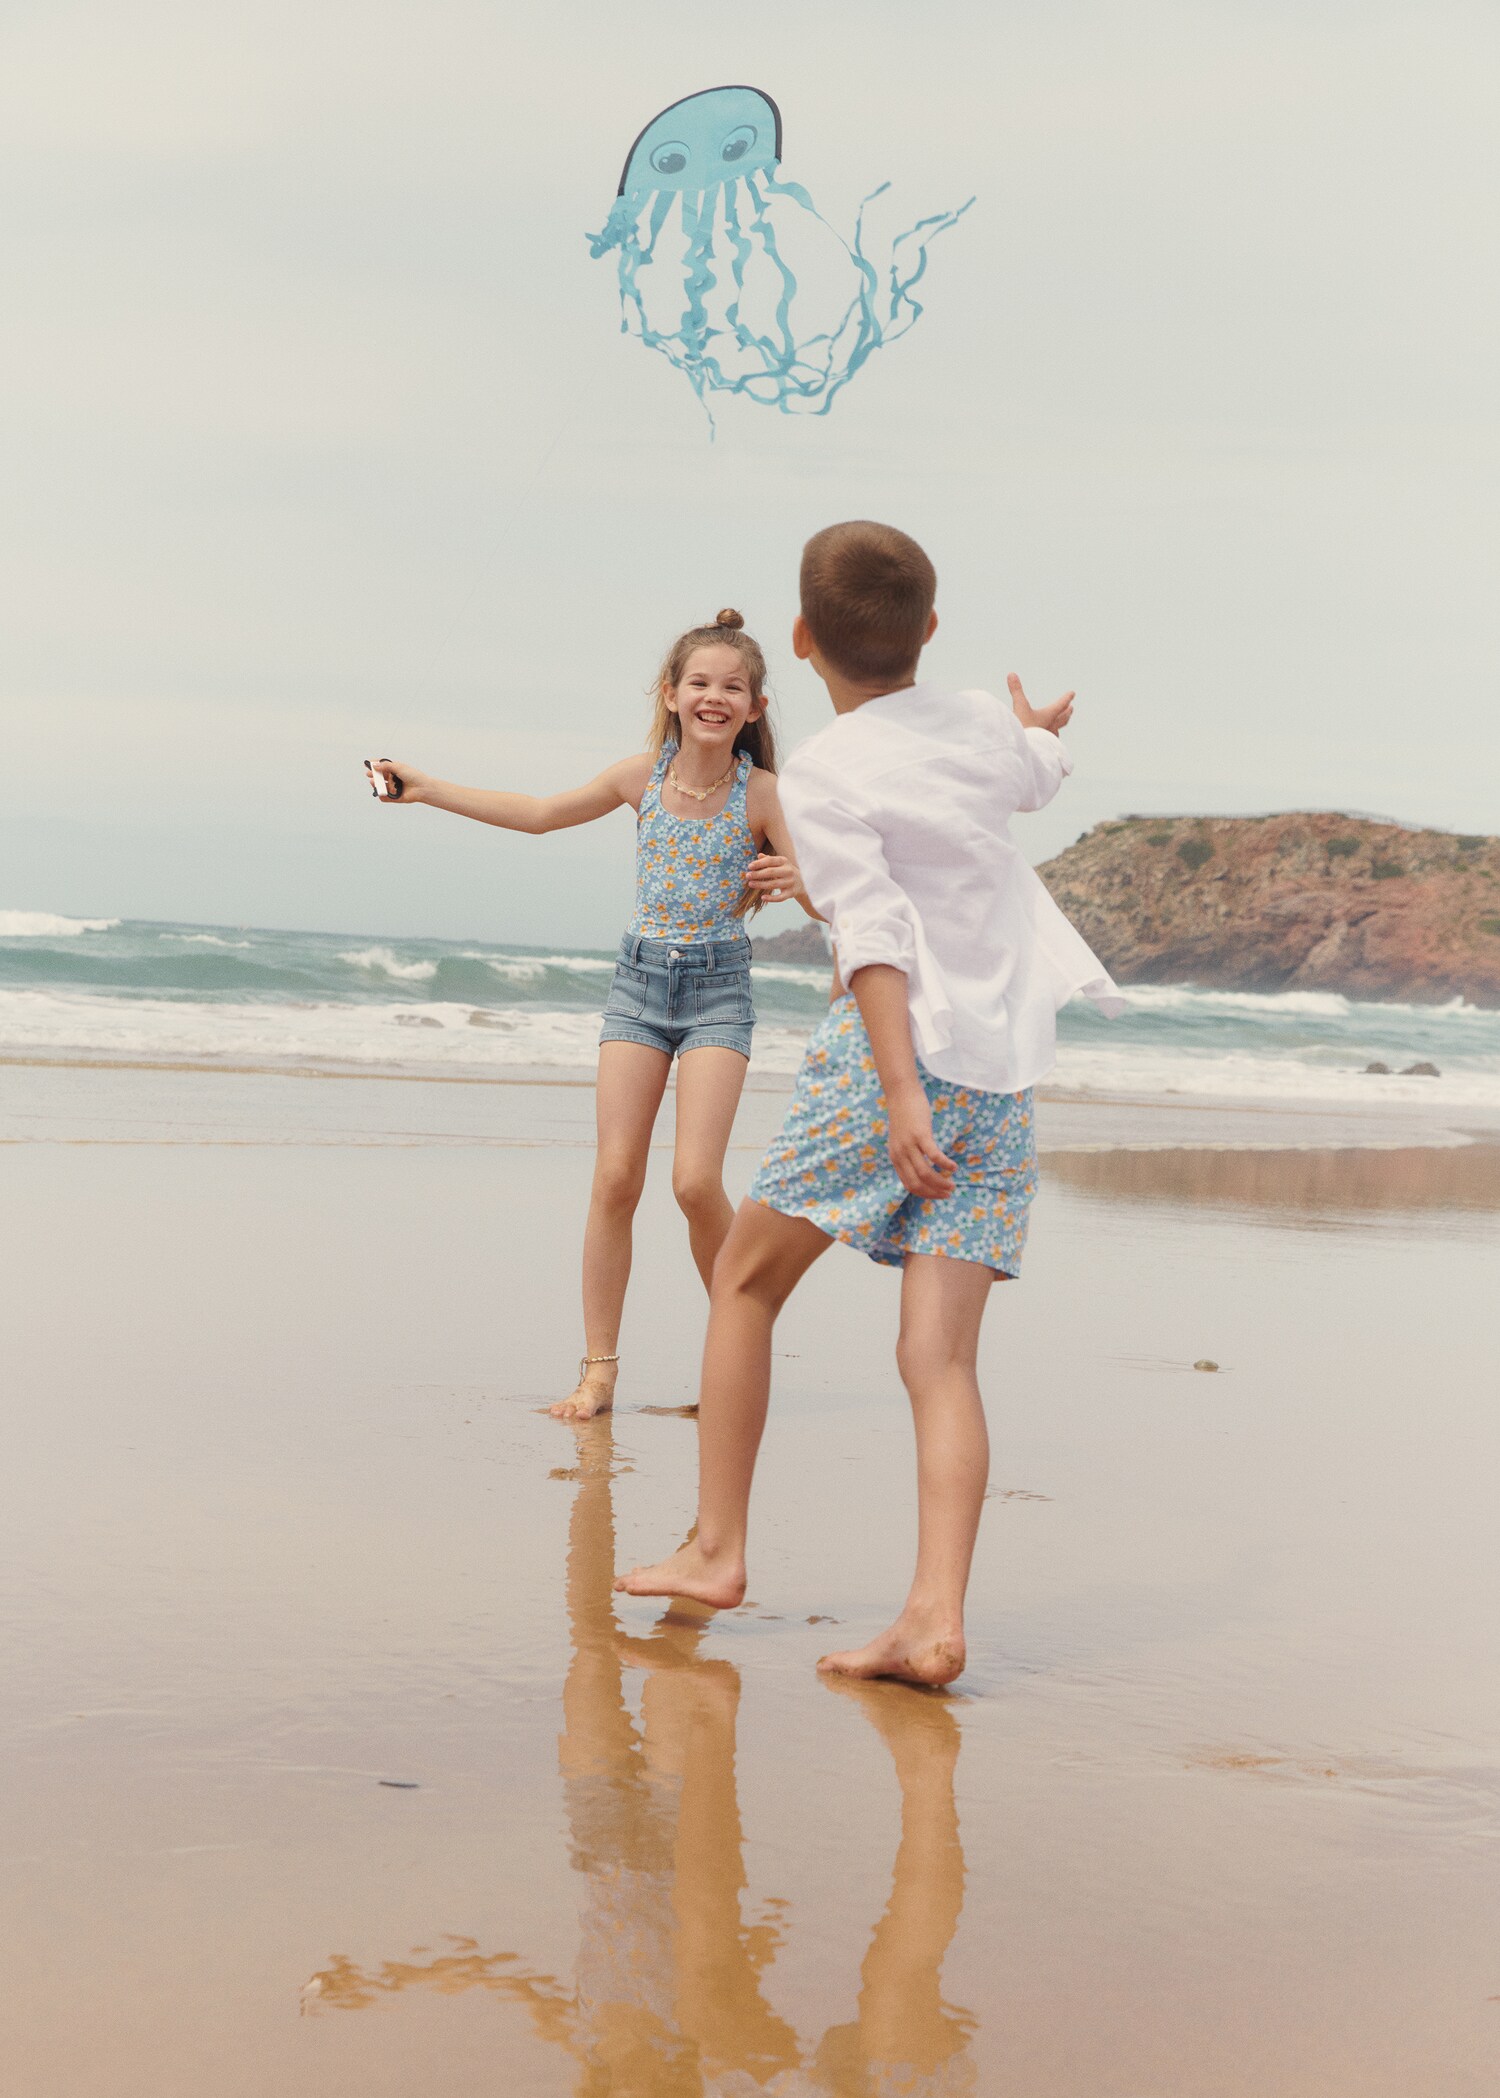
[587,85,973,421]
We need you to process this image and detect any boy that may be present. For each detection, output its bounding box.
[617,522,1120,1685]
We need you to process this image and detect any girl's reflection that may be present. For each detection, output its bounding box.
[307,1418,976,2093]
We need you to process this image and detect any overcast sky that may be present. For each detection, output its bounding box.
[4,0,1496,948]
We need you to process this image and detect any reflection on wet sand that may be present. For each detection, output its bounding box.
[305,1418,976,2092]
[1044,1140,1500,1214]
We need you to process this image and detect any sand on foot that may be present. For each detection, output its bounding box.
[816,1619,967,1688]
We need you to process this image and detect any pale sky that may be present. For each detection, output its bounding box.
[5,0,1496,949]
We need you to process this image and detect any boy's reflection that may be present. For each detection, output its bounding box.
[307,1419,976,2093]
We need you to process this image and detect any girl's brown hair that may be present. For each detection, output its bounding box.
[647,609,777,917]
[647,609,778,775]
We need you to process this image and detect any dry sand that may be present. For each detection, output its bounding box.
[3,1059,1499,2094]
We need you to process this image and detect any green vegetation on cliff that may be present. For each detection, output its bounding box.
[1037,813,1500,1006]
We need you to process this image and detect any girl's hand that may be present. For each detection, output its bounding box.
[365,758,425,803]
[886,1082,956,1199]
[744,853,803,903]
[1007,673,1074,737]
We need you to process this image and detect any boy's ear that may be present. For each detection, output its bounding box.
[791,614,814,662]
[924,609,939,644]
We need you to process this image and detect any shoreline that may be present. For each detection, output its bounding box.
[7,1048,1500,1166]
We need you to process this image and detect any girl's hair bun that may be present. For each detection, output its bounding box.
[714,607,746,632]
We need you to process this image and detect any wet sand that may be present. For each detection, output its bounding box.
[4,1061,1499,2094]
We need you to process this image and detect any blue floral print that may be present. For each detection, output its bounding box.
[628,747,758,942]
[749,995,1038,1275]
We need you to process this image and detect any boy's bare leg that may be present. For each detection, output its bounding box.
[819,1252,994,1686]
[615,1198,830,1605]
[552,1041,669,1420]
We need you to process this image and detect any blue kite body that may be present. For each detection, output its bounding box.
[588,85,972,421]
[616,84,782,197]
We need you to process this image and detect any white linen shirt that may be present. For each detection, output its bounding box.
[777,682,1123,1094]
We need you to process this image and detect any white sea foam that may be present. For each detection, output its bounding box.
[0,987,813,1076]
[0,910,119,938]
[5,925,1500,1110]
[1048,1040,1500,1107]
[515,953,617,975]
[337,946,438,982]
[1117,982,1490,1024]
[750,962,831,987]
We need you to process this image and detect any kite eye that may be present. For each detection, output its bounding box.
[650,140,690,176]
[720,125,757,163]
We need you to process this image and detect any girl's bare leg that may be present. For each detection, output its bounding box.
[615,1198,830,1604]
[551,1041,670,1420]
[819,1252,994,1685]
[669,1047,750,1291]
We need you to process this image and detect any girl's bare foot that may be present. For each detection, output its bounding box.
[550,1360,618,1421]
[817,1610,966,1688]
[614,1537,746,1609]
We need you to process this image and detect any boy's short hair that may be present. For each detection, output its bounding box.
[799,521,937,686]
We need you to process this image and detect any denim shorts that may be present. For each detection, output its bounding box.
[598,934,755,1060]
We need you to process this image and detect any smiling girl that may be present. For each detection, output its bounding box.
[367,610,818,1419]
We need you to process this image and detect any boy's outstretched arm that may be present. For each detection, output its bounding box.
[1006,674,1076,813]
[849,965,956,1200]
[364,756,648,833]
[1007,673,1073,736]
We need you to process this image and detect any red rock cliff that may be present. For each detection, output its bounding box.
[1036,813,1500,1005]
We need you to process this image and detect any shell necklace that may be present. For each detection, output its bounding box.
[667,754,737,803]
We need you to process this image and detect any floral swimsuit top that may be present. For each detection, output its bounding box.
[627,746,759,942]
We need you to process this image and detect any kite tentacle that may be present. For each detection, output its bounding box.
[719,182,759,354]
[590,142,973,420]
[612,189,677,346]
[742,171,804,398]
[585,197,635,260]
[678,188,721,370]
[882,195,977,342]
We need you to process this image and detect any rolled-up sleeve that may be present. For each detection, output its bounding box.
[1017,726,1074,813]
[779,764,922,984]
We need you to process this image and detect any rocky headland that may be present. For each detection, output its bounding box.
[754,814,1500,1006]
[751,918,829,963]
[1036,814,1499,1005]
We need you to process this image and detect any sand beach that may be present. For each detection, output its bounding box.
[3,1053,1498,2095]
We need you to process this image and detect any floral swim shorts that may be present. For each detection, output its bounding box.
[748,995,1038,1276]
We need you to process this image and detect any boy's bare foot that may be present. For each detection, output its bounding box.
[816,1610,966,1688]
[550,1360,618,1420]
[613,1538,746,1610]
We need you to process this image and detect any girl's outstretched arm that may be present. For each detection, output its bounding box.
[744,772,824,921]
[365,755,651,833]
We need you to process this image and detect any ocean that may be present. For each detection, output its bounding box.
[5,909,1500,1110]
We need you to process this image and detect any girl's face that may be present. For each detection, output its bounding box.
[665,644,763,746]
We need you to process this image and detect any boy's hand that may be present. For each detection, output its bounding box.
[1007,673,1074,737]
[887,1082,957,1199]
[744,853,803,903]
[365,758,423,803]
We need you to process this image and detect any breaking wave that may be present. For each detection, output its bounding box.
[3,912,1497,1105]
